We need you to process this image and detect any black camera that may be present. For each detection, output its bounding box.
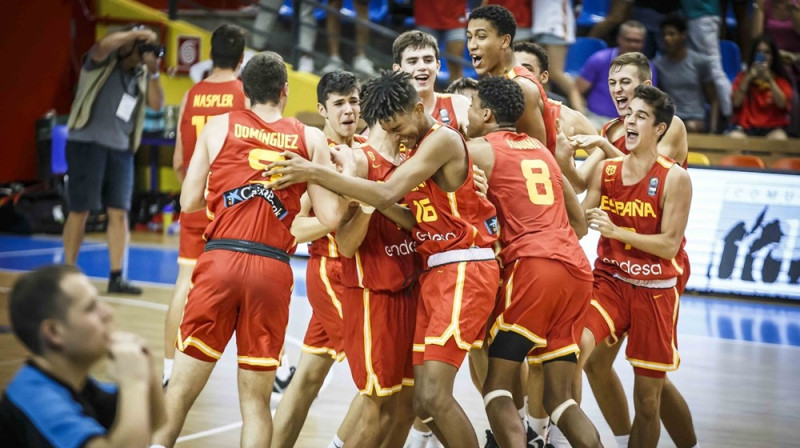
[137,41,166,59]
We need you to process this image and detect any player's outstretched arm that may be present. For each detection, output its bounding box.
[290,193,335,244]
[305,126,351,229]
[265,127,461,211]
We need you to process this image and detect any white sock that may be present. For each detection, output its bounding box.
[162,358,173,383]
[528,415,549,437]
[149,445,167,448]
[549,424,571,448]
[405,427,432,448]
[614,434,629,448]
[518,406,528,426]
[427,434,444,448]
[327,434,344,448]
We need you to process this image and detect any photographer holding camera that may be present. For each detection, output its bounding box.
[63,25,165,294]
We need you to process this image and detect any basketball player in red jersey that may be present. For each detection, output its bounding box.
[151,52,348,448]
[322,111,418,447]
[265,71,500,448]
[465,76,602,448]
[581,85,696,448]
[562,52,689,193]
[467,5,552,152]
[272,70,366,448]
[162,24,248,387]
[561,54,698,448]
[393,30,470,137]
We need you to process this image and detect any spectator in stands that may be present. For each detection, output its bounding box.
[0,265,166,446]
[682,0,734,125]
[576,20,655,129]
[730,35,794,139]
[631,0,681,57]
[655,14,720,133]
[62,25,164,295]
[588,0,633,42]
[754,0,800,58]
[415,0,469,82]
[530,0,585,112]
[721,0,754,67]
[322,0,377,76]
[252,0,316,72]
[483,1,534,41]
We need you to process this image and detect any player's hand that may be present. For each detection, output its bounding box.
[586,208,618,238]
[143,51,161,75]
[567,133,605,151]
[262,151,315,189]
[555,119,575,163]
[108,331,150,384]
[330,144,356,176]
[472,164,489,198]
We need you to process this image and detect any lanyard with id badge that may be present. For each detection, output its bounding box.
[116,68,140,123]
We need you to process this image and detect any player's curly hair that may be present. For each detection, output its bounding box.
[317,70,359,106]
[513,41,548,72]
[359,70,419,126]
[477,76,525,126]
[468,5,517,42]
[633,85,674,141]
[445,77,479,95]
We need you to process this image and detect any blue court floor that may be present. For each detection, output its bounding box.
[1,233,799,349]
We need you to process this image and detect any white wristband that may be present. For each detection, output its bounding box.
[149,71,160,80]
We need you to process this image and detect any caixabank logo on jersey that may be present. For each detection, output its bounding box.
[706,182,800,299]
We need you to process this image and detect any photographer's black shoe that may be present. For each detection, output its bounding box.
[108,277,142,295]
[272,366,296,394]
[484,429,500,448]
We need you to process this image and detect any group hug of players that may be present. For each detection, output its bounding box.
[151,5,699,448]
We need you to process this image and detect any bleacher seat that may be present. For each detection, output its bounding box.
[720,40,741,82]
[566,37,607,76]
[280,0,388,24]
[718,154,766,169]
[577,0,609,29]
[771,157,800,171]
[687,151,711,166]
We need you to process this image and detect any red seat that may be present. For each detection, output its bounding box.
[718,155,766,169]
[770,157,800,171]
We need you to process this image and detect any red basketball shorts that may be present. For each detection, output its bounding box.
[302,255,346,360]
[412,259,500,368]
[584,270,681,378]
[178,249,292,371]
[342,287,416,395]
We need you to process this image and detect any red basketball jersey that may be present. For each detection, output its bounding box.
[203,111,308,252]
[595,156,688,281]
[403,124,499,262]
[485,130,591,274]
[179,79,247,175]
[505,66,557,154]
[433,93,460,132]
[308,134,369,258]
[339,145,416,292]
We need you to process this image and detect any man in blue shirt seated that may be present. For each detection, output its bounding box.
[0,265,165,447]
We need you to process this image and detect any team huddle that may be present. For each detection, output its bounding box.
[156,5,697,448]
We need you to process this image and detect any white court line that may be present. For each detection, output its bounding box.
[0,245,106,258]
